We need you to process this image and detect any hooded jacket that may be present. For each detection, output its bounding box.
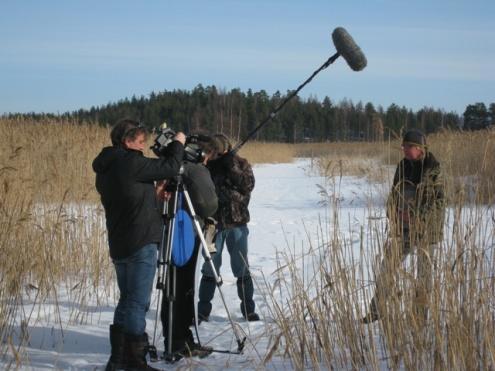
[92,141,184,259]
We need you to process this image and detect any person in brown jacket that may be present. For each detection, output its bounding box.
[362,129,445,324]
[198,134,260,322]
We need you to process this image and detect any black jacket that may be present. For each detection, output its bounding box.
[92,141,184,259]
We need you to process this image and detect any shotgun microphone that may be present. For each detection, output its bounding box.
[332,27,367,71]
[230,26,367,153]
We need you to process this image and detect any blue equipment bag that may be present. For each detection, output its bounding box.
[171,193,195,267]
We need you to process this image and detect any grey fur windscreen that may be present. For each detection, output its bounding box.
[331,27,367,71]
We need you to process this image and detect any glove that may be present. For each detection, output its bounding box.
[203,217,218,254]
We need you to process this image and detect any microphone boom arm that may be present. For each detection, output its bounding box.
[231,52,340,154]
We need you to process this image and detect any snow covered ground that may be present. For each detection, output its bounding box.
[3,158,492,370]
[1,159,391,370]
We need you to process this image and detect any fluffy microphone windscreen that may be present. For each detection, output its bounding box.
[332,27,367,71]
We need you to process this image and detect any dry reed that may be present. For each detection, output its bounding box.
[261,196,494,369]
[1,118,494,369]
[260,129,495,370]
[0,119,115,365]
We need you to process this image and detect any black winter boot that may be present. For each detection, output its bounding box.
[125,333,159,371]
[105,324,125,371]
[237,276,259,321]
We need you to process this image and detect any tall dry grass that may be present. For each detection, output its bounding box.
[0,119,115,363]
[238,141,298,164]
[260,129,495,369]
[1,118,494,369]
[261,200,494,369]
[428,129,495,204]
[0,118,297,364]
[313,129,495,203]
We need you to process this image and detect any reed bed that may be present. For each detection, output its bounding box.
[0,118,293,365]
[261,194,495,370]
[314,129,495,203]
[262,129,495,370]
[0,119,115,363]
[1,118,494,369]
[238,141,298,164]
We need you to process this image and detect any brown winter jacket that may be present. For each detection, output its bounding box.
[387,151,445,245]
[207,153,255,229]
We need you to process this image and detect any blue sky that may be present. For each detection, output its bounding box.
[1,0,493,115]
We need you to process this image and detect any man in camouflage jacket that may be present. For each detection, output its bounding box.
[198,134,260,322]
[363,129,445,324]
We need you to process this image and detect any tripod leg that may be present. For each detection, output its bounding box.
[149,199,170,361]
[149,187,181,360]
[164,191,180,358]
[168,266,176,355]
[182,188,246,352]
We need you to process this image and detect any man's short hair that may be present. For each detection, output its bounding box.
[111,119,147,146]
[213,133,232,154]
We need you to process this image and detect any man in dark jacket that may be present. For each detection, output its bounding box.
[158,137,219,360]
[362,129,445,324]
[93,119,185,370]
[198,134,260,322]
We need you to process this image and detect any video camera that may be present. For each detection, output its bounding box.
[151,123,210,164]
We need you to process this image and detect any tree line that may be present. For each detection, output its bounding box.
[6,85,495,142]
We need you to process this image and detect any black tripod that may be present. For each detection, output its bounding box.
[148,167,246,362]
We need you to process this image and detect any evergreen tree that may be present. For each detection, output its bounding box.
[384,103,403,137]
[364,102,376,141]
[6,85,464,142]
[488,103,495,126]
[463,103,489,130]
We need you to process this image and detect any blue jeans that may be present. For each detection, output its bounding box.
[201,225,250,278]
[199,225,255,317]
[113,244,157,336]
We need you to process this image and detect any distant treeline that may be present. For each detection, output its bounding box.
[6,85,495,142]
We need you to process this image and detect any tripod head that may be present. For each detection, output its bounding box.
[163,169,184,193]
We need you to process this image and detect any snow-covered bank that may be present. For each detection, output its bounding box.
[6,159,380,370]
[2,158,494,370]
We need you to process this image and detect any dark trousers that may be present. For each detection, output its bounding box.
[161,243,199,352]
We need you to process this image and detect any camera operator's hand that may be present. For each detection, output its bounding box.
[174,132,186,145]
[155,180,172,201]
